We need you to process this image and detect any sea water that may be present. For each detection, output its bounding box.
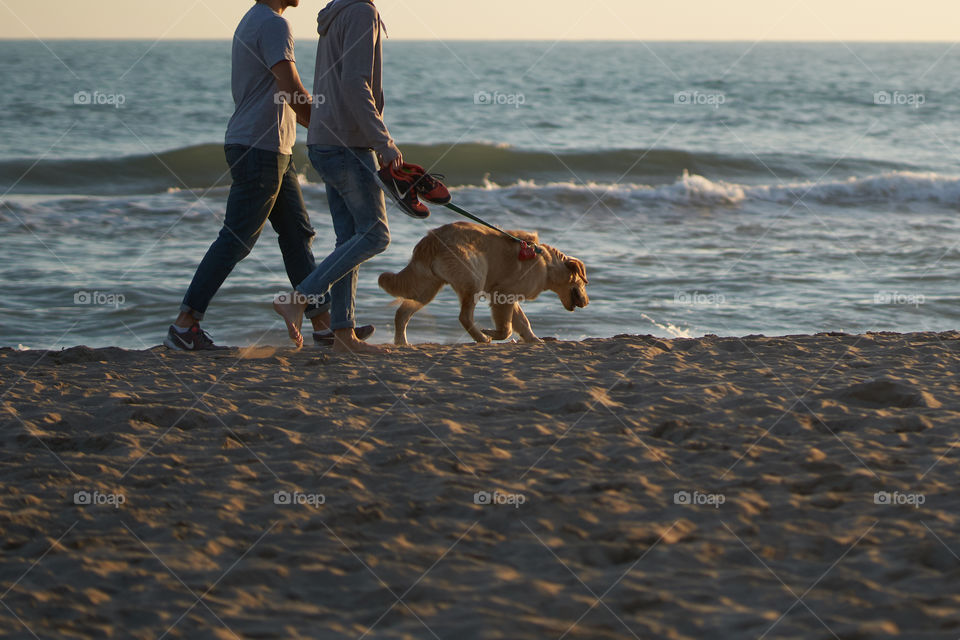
[1,41,959,348]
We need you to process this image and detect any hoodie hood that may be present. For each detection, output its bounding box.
[317,0,375,36]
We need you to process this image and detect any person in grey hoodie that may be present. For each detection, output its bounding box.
[273,0,401,353]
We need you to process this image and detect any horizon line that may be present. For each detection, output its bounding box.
[0,37,957,44]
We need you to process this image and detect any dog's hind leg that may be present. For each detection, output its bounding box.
[482,304,515,341]
[392,278,444,346]
[458,292,492,343]
[512,304,541,343]
[394,300,422,346]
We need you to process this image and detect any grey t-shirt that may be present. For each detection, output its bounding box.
[224,4,297,155]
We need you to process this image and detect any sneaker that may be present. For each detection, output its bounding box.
[404,164,451,204]
[376,165,431,219]
[313,325,376,347]
[163,324,230,351]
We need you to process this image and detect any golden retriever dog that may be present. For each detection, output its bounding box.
[379,222,589,345]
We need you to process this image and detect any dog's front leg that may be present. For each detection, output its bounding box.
[459,293,492,343]
[513,304,542,343]
[482,303,515,341]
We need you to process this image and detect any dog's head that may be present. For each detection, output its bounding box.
[542,246,590,312]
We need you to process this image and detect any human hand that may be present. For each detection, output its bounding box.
[378,143,402,170]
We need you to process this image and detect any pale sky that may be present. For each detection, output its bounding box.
[0,0,957,41]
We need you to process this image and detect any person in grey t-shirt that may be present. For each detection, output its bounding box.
[224,3,300,155]
[165,0,374,351]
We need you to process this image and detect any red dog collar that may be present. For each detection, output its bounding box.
[518,242,539,261]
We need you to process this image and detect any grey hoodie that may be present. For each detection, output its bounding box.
[307,0,398,162]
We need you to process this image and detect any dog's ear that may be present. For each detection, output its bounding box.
[565,258,588,284]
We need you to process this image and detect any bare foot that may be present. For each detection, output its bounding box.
[333,329,389,354]
[273,292,306,348]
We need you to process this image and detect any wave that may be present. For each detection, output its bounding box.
[448,170,960,209]
[0,142,912,196]
[3,157,958,213]
[0,145,233,196]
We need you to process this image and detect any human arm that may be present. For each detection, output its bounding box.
[272,60,311,128]
[260,17,311,128]
[339,5,401,168]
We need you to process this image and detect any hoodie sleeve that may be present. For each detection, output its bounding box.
[339,4,398,162]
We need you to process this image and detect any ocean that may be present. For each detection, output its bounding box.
[1,40,959,349]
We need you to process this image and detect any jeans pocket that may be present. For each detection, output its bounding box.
[227,147,281,189]
[308,145,345,183]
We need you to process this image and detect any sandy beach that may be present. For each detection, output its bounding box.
[2,331,960,639]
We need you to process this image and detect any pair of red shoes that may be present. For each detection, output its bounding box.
[376,163,451,219]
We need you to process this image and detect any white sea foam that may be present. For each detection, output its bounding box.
[641,314,693,339]
[453,170,960,209]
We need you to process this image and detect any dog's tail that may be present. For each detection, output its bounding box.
[379,233,446,302]
[378,260,436,299]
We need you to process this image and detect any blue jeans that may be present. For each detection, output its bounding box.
[297,145,390,331]
[181,145,330,320]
